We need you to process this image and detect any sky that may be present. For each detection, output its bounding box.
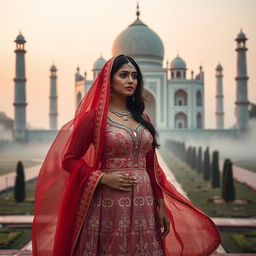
[0,0,255,130]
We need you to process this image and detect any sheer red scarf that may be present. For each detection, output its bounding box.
[32,56,221,256]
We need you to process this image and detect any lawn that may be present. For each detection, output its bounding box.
[219,227,256,253]
[0,228,31,250]
[0,179,36,215]
[234,160,256,173]
[159,148,256,218]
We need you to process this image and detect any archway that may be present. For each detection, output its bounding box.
[142,89,156,125]
[196,90,202,106]
[174,89,187,106]
[174,112,187,129]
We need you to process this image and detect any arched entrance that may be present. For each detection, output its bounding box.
[142,89,156,125]
[196,90,202,106]
[174,112,187,129]
[174,89,187,106]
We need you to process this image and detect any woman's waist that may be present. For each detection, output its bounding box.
[100,156,146,170]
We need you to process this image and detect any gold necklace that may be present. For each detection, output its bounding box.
[109,106,132,121]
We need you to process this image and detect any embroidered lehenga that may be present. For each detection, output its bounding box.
[73,118,165,255]
[32,56,221,256]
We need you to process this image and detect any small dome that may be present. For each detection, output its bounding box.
[236,30,247,41]
[50,64,57,72]
[170,56,187,70]
[216,63,223,71]
[15,33,26,44]
[93,56,106,70]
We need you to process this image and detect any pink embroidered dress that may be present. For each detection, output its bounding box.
[73,117,165,255]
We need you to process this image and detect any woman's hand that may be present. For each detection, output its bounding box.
[156,199,170,239]
[100,172,137,191]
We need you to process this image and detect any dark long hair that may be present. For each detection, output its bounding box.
[110,55,160,148]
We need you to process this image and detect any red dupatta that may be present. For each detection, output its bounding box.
[32,55,221,256]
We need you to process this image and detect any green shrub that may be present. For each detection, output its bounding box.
[14,161,26,202]
[191,147,196,170]
[0,231,22,248]
[211,150,220,188]
[203,147,210,180]
[232,234,255,252]
[222,159,236,203]
[196,146,203,174]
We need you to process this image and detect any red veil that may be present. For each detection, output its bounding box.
[32,56,221,256]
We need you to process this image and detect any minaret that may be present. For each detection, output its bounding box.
[13,32,27,141]
[136,1,140,20]
[49,64,58,130]
[215,63,224,129]
[235,30,249,131]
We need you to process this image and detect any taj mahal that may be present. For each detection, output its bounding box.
[1,5,254,144]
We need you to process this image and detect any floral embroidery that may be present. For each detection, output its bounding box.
[73,119,164,256]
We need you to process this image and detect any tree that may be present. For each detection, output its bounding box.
[221,159,235,203]
[203,147,210,180]
[191,147,197,170]
[186,146,192,167]
[196,146,203,174]
[211,151,220,188]
[14,161,26,202]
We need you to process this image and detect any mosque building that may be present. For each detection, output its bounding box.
[75,7,205,130]
[4,6,253,142]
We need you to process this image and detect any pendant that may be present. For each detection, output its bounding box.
[122,116,128,121]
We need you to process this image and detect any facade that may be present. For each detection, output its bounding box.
[10,8,253,142]
[75,8,205,130]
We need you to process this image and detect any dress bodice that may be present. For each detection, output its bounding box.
[101,118,153,170]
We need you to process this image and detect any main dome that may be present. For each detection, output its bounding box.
[112,17,164,67]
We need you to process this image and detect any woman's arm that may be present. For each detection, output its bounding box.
[146,148,170,239]
[62,110,96,174]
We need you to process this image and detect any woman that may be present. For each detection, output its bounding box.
[32,55,221,256]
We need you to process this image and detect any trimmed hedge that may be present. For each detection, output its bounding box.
[222,159,236,203]
[0,230,22,248]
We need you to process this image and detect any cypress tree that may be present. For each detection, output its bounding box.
[14,161,26,202]
[191,147,196,170]
[203,147,210,180]
[186,147,190,165]
[181,142,186,162]
[222,159,235,203]
[187,147,192,167]
[211,150,220,188]
[196,146,203,174]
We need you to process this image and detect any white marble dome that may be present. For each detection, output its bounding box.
[171,56,187,70]
[112,18,164,67]
[93,56,106,70]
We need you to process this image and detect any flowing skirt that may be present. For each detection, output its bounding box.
[73,168,165,256]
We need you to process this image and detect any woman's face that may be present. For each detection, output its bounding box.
[111,63,138,98]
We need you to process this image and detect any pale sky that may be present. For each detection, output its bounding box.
[0,0,255,129]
